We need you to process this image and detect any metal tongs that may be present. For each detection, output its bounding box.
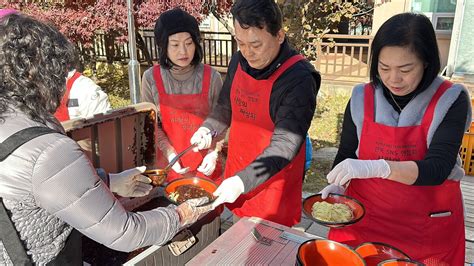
[164,129,218,171]
[251,227,273,246]
[144,130,217,186]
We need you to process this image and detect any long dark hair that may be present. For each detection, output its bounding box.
[0,14,75,123]
[370,12,440,91]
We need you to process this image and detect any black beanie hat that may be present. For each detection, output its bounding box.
[154,7,200,49]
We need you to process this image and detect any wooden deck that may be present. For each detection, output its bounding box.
[462,176,474,264]
[219,179,474,265]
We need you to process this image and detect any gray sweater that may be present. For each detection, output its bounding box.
[0,109,180,265]
[140,63,225,159]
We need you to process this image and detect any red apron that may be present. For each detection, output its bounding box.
[329,81,465,265]
[154,65,222,181]
[225,55,306,227]
[54,71,81,121]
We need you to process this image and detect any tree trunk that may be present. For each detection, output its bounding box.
[135,30,153,66]
[104,32,116,64]
[211,9,234,34]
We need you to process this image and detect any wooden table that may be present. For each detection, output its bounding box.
[187,217,321,265]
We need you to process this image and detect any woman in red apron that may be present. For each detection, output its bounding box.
[139,8,224,182]
[322,13,471,265]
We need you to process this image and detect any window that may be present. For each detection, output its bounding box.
[411,0,456,13]
[412,0,456,34]
[433,13,455,32]
[421,12,455,34]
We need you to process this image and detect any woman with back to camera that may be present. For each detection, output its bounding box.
[320,12,471,265]
[140,7,225,182]
[0,12,210,265]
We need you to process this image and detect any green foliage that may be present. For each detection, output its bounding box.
[278,0,363,61]
[83,62,131,109]
[89,63,130,99]
[304,84,352,193]
[309,84,351,149]
[108,94,132,109]
[303,160,332,193]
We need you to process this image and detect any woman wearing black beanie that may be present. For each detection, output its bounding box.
[140,8,224,182]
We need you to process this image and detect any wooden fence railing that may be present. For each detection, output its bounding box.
[78,31,371,79]
[77,30,236,68]
[314,34,373,79]
[201,31,236,67]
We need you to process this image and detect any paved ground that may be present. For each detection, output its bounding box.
[312,147,338,162]
[462,176,474,264]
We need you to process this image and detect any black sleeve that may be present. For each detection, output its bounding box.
[332,100,359,168]
[237,65,320,192]
[414,93,469,185]
[202,53,239,134]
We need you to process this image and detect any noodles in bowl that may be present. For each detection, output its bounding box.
[302,193,365,228]
[311,201,353,223]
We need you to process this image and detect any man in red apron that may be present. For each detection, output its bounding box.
[190,0,321,226]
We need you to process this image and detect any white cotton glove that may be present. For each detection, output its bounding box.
[167,153,189,174]
[190,127,212,152]
[327,158,391,186]
[319,184,346,199]
[197,150,218,176]
[211,175,245,209]
[109,166,153,197]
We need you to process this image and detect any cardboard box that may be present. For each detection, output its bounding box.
[63,102,157,174]
[63,103,220,265]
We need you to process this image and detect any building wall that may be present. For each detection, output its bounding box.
[199,13,233,33]
[437,36,451,71]
[372,0,411,33]
[372,0,453,71]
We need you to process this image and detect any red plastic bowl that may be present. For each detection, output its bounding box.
[355,242,410,266]
[297,239,366,266]
[302,193,365,228]
[378,259,424,266]
[164,177,217,204]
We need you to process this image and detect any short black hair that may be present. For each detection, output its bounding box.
[0,13,75,123]
[231,0,282,36]
[370,12,440,92]
[154,8,203,69]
